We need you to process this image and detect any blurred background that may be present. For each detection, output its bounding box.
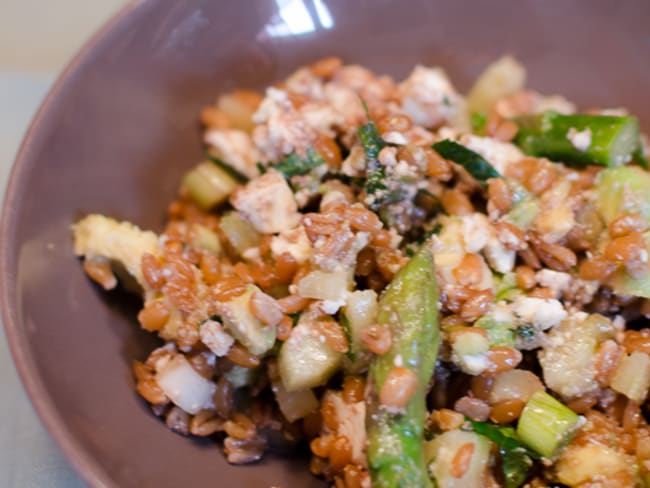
[0,2,129,486]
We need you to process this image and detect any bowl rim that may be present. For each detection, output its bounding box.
[0,1,152,486]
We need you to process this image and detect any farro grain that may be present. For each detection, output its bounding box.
[165,406,190,435]
[450,442,475,478]
[454,396,490,422]
[360,325,392,355]
[379,367,418,410]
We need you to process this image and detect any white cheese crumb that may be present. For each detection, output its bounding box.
[567,127,592,152]
[459,353,490,375]
[535,269,572,296]
[199,320,235,357]
[512,296,567,331]
[270,225,312,264]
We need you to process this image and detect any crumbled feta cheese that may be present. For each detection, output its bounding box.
[341,145,367,177]
[320,297,347,315]
[483,235,516,273]
[512,296,567,331]
[285,67,325,99]
[203,129,262,179]
[536,269,571,296]
[382,131,408,145]
[460,213,490,253]
[270,225,312,264]
[252,87,339,160]
[399,66,465,129]
[457,353,490,376]
[199,320,234,357]
[534,179,575,243]
[567,127,592,152]
[492,301,515,323]
[231,170,301,234]
[459,135,525,175]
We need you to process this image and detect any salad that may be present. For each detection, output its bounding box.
[73,55,650,487]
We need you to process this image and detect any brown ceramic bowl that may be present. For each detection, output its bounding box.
[2,1,649,486]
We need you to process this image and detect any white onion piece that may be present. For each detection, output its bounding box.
[273,382,319,423]
[297,270,348,302]
[156,355,216,414]
[488,369,544,405]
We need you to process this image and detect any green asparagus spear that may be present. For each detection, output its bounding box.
[366,245,440,488]
[515,111,643,167]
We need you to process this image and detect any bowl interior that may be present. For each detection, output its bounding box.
[2,0,650,486]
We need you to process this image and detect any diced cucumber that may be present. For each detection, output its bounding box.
[475,314,516,348]
[505,182,540,230]
[341,289,378,373]
[466,55,526,113]
[594,166,650,225]
[604,231,650,298]
[278,322,343,392]
[182,161,239,210]
[223,365,259,388]
[425,430,491,488]
[190,223,222,255]
[219,285,276,356]
[218,211,262,255]
[272,381,319,422]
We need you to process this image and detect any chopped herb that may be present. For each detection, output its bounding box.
[471,111,488,135]
[271,148,325,179]
[432,139,502,183]
[516,324,536,340]
[206,152,249,183]
[357,99,389,203]
[470,420,539,488]
[339,314,356,362]
[256,162,267,174]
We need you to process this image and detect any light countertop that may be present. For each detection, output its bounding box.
[0,2,129,486]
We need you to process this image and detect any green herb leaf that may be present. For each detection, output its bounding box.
[339,314,356,362]
[470,420,539,488]
[432,139,502,183]
[502,448,534,488]
[471,111,488,135]
[271,148,325,179]
[206,153,250,183]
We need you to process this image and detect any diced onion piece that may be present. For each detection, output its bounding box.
[467,56,526,113]
[273,382,319,423]
[488,369,544,405]
[297,270,349,302]
[156,355,216,414]
[610,352,650,402]
[182,161,238,210]
[516,391,580,459]
[425,430,491,488]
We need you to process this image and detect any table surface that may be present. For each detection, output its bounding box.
[0,2,129,486]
